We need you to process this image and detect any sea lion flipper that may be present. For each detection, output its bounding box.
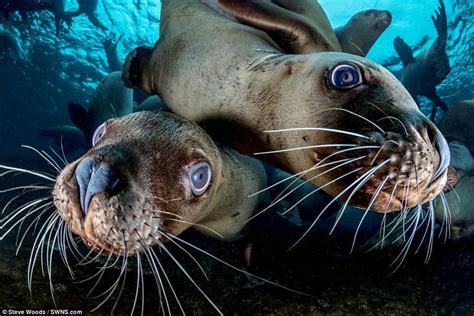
[393,36,414,66]
[68,102,88,132]
[431,0,447,44]
[122,46,154,90]
[202,0,332,53]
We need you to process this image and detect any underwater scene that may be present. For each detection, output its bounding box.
[0,0,473,314]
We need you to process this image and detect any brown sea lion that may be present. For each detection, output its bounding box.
[53,111,266,255]
[335,9,392,56]
[439,100,474,153]
[123,0,450,214]
[393,0,450,121]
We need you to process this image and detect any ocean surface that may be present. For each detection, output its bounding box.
[0,0,473,315]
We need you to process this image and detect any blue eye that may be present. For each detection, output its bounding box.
[92,122,107,146]
[329,63,362,90]
[189,162,212,196]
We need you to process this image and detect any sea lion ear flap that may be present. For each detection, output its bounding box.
[202,0,329,54]
[122,46,153,90]
[68,102,88,132]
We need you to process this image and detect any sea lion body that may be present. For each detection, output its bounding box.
[335,9,392,56]
[63,0,106,30]
[394,0,450,121]
[439,100,474,153]
[69,71,133,146]
[123,0,450,213]
[54,111,266,254]
[38,125,88,154]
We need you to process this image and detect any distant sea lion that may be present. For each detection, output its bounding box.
[63,0,106,30]
[54,111,266,254]
[123,0,450,213]
[0,0,69,35]
[38,125,88,154]
[335,9,392,56]
[68,71,133,146]
[103,33,123,72]
[438,100,474,153]
[133,95,169,112]
[394,0,450,121]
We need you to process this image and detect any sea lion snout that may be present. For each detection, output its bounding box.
[75,157,124,215]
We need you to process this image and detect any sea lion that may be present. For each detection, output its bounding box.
[133,95,169,112]
[0,0,69,35]
[393,0,450,121]
[335,9,392,56]
[38,125,88,154]
[103,33,123,72]
[63,0,106,31]
[68,71,133,146]
[438,100,474,153]
[54,110,266,255]
[123,0,450,213]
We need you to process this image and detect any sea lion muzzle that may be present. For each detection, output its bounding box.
[75,157,123,215]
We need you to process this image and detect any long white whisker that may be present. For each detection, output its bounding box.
[254,144,357,156]
[263,127,369,140]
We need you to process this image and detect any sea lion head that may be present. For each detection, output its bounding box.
[53,111,226,256]
[337,9,392,56]
[264,52,450,213]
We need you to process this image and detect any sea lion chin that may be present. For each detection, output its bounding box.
[123,0,450,213]
[53,111,266,256]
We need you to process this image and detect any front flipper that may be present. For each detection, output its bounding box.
[432,0,447,45]
[203,0,333,54]
[393,36,415,66]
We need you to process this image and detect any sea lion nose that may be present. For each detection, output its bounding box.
[428,129,450,186]
[75,157,123,215]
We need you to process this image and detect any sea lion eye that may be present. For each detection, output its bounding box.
[329,63,362,90]
[189,162,212,196]
[92,122,107,146]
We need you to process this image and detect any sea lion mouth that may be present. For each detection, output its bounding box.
[309,125,450,213]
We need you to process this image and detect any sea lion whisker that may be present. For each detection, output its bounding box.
[110,255,130,315]
[41,149,63,172]
[148,216,225,239]
[90,254,128,310]
[330,163,391,235]
[377,116,409,136]
[247,156,366,224]
[322,108,386,134]
[59,136,70,165]
[75,251,114,285]
[77,244,106,266]
[0,185,52,195]
[389,207,422,272]
[21,145,62,174]
[1,195,50,224]
[254,144,379,198]
[155,197,184,205]
[148,241,185,314]
[141,244,168,315]
[66,228,87,261]
[438,192,451,241]
[254,143,357,156]
[46,218,63,307]
[16,206,54,255]
[0,164,56,182]
[350,176,389,254]
[130,253,145,316]
[58,222,75,279]
[291,159,390,250]
[154,229,210,281]
[162,232,309,296]
[414,204,433,259]
[0,198,51,233]
[149,208,183,219]
[27,212,60,292]
[263,127,370,140]
[48,147,68,167]
[14,202,53,245]
[249,158,348,198]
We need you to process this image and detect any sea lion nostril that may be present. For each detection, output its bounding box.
[75,157,123,215]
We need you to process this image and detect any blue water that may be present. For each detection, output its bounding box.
[0,0,473,314]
